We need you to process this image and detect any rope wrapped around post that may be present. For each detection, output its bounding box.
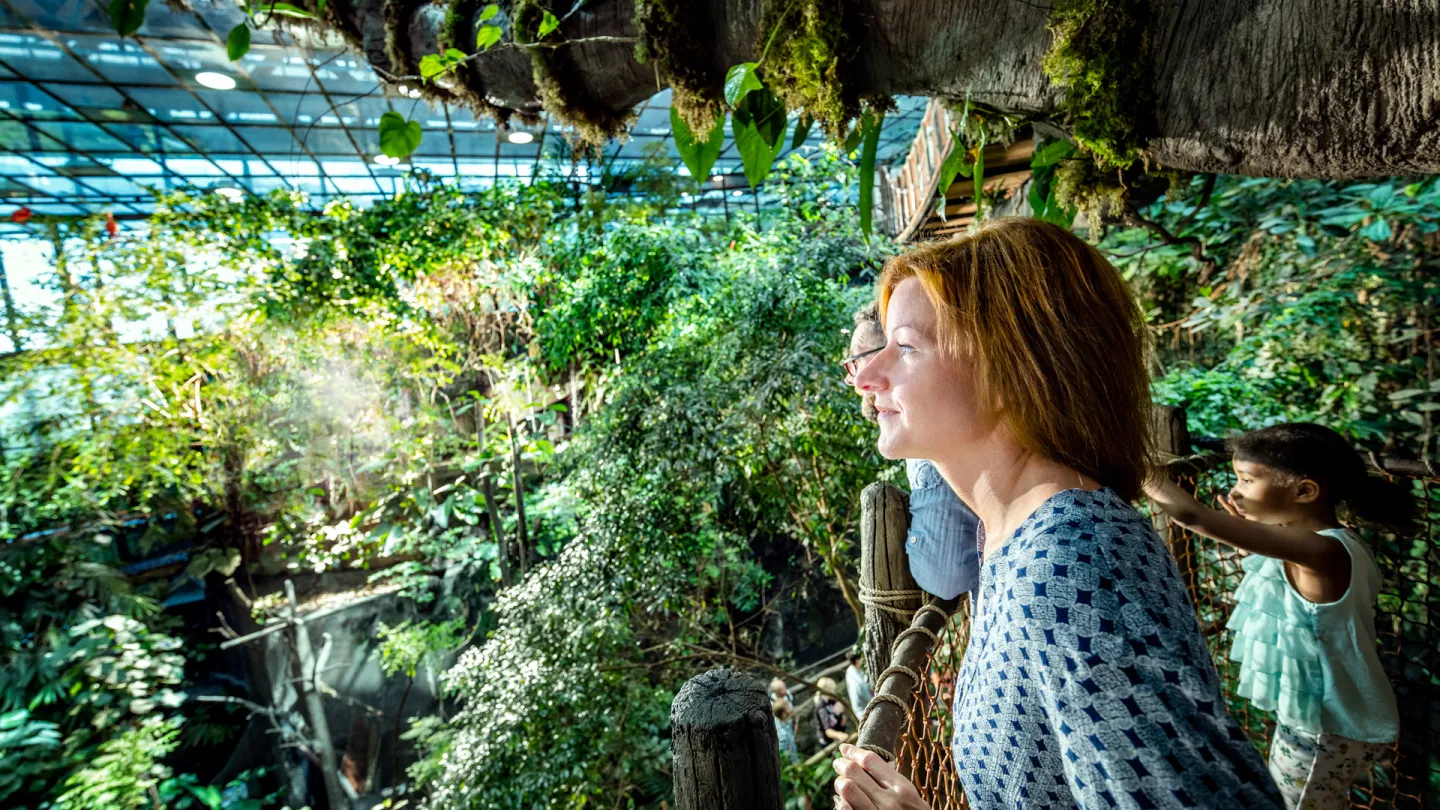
[856,594,960,763]
[858,482,924,702]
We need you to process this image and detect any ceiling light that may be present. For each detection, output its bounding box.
[373,155,400,166]
[507,131,535,144]
[711,174,723,183]
[215,187,243,200]
[195,72,237,90]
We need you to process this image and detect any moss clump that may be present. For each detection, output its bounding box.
[432,0,510,123]
[758,0,859,141]
[634,0,724,138]
[1053,158,1129,234]
[515,0,634,145]
[1042,0,1156,171]
[383,0,429,77]
[438,0,478,51]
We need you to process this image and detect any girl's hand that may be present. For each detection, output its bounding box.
[832,744,932,810]
[1216,492,1243,517]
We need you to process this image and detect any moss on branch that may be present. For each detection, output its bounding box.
[515,0,634,145]
[633,0,724,137]
[1042,0,1156,171]
[758,0,859,141]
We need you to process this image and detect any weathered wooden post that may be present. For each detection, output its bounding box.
[1151,406,1200,600]
[670,669,783,810]
[859,482,922,688]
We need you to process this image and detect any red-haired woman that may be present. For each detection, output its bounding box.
[834,218,1283,810]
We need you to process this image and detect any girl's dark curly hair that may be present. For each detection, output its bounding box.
[1229,423,1417,533]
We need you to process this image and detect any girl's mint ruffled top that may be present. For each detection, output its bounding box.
[1227,554,1325,731]
[1225,528,1399,743]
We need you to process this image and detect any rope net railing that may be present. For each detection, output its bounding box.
[876,460,1440,810]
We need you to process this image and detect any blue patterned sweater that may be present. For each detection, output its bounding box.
[950,488,1284,810]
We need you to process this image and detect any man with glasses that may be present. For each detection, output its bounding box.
[845,303,981,607]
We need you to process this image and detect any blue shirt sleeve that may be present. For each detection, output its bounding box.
[904,459,980,599]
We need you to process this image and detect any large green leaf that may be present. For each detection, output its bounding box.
[476,23,502,50]
[226,23,250,61]
[378,111,423,159]
[1031,138,1075,169]
[935,131,967,200]
[671,107,724,182]
[108,0,149,36]
[724,62,763,108]
[791,113,814,151]
[420,48,468,80]
[858,110,884,238]
[732,88,786,188]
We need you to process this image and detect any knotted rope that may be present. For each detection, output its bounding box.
[858,584,924,621]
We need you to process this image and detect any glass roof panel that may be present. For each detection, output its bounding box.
[5,0,112,33]
[170,124,253,153]
[306,52,379,96]
[1,118,77,151]
[70,176,152,196]
[150,39,236,78]
[41,82,142,123]
[294,128,360,156]
[189,88,281,124]
[0,34,97,82]
[329,176,379,195]
[103,122,197,153]
[209,155,277,176]
[0,81,82,120]
[71,36,174,86]
[235,126,302,155]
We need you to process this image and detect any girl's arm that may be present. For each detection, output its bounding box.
[1144,475,1350,579]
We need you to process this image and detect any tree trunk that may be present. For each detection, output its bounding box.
[326,0,1439,178]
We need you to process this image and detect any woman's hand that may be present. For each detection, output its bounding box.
[832,744,932,810]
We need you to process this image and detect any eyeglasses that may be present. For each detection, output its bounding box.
[842,347,882,385]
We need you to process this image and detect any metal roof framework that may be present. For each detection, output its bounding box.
[0,0,929,239]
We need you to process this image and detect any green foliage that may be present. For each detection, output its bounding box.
[378,111,424,159]
[725,62,764,108]
[420,48,469,80]
[227,24,251,61]
[107,0,149,37]
[857,109,883,237]
[54,716,181,810]
[411,154,890,808]
[733,87,789,187]
[1111,175,1440,451]
[375,618,469,679]
[670,106,725,183]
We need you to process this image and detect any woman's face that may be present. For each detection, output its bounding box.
[853,277,996,460]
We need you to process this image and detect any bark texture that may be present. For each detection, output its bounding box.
[858,481,918,693]
[342,0,1440,177]
[670,669,783,810]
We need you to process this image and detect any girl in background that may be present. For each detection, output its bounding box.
[1146,423,1409,810]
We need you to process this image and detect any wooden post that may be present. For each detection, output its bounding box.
[859,483,920,693]
[856,595,959,762]
[286,580,348,810]
[1151,406,1199,600]
[670,669,783,810]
